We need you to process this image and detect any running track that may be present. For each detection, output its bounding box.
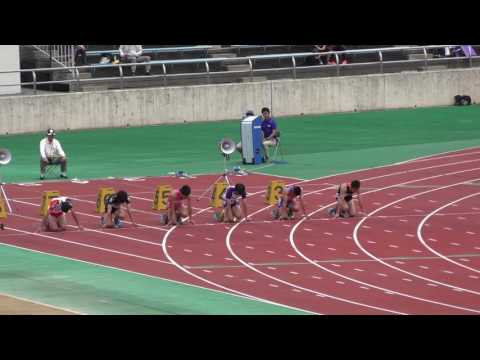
[2,147,480,314]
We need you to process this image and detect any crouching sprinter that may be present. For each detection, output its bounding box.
[328,180,366,218]
[41,197,83,232]
[214,183,250,223]
[272,185,308,220]
[102,190,137,228]
[160,185,194,226]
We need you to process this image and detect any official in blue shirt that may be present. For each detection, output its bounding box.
[260,107,278,162]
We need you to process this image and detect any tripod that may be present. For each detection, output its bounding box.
[197,154,232,202]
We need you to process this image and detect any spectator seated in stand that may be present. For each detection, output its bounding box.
[119,45,152,76]
[326,45,348,65]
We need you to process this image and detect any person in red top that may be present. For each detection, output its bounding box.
[272,185,309,220]
[40,197,83,232]
[161,185,194,226]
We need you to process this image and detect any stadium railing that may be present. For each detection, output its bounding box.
[4,45,480,94]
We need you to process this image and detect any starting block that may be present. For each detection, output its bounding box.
[96,187,116,214]
[265,180,285,205]
[40,191,60,216]
[152,185,172,211]
[210,181,229,208]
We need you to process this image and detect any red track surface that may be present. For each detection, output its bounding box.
[2,148,480,314]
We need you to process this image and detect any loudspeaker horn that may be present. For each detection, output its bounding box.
[219,138,236,155]
[0,148,11,165]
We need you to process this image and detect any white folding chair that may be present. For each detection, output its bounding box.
[271,131,285,162]
[44,163,61,179]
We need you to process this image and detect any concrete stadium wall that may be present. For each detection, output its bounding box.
[1,68,480,135]
[0,45,21,96]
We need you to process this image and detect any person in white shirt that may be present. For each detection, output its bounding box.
[39,128,68,180]
[119,45,151,76]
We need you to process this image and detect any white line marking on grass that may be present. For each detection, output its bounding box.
[0,291,84,315]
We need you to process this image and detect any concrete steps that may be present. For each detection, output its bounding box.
[225,64,251,72]
[238,76,268,83]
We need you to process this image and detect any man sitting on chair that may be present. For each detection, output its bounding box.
[236,107,279,162]
[40,128,68,180]
[260,107,279,162]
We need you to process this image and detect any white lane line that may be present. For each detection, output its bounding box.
[327,248,336,251]
[224,196,405,314]
[5,226,173,266]
[205,237,214,241]
[353,175,480,301]
[269,284,279,288]
[225,274,234,278]
[389,245,399,249]
[417,191,480,275]
[292,166,480,314]
[264,235,273,238]
[466,231,476,235]
[450,243,460,246]
[244,231,253,234]
[160,199,318,315]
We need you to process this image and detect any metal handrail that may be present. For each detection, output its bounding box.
[379,51,383,74]
[3,45,480,93]
[85,45,213,57]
